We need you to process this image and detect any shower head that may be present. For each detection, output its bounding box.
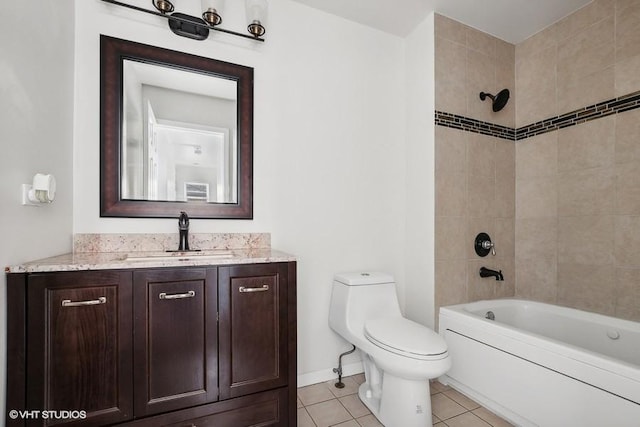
[479,89,510,112]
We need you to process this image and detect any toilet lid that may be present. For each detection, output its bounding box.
[364,317,448,360]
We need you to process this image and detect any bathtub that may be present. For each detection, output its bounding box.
[438,299,640,427]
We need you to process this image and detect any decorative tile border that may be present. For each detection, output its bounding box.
[435,90,640,142]
[435,111,515,141]
[516,90,640,140]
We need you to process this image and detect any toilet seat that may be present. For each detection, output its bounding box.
[364,317,448,361]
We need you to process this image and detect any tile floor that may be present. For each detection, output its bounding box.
[297,374,513,427]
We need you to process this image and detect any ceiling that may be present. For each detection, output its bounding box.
[291,0,593,44]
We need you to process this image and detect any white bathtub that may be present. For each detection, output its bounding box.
[438,299,640,427]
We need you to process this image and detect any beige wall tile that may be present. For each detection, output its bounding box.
[516,132,557,180]
[435,14,468,44]
[495,138,515,179]
[435,260,468,308]
[495,217,515,258]
[555,0,615,41]
[515,257,557,303]
[435,37,467,116]
[557,115,615,172]
[516,25,557,64]
[615,108,640,163]
[615,161,640,214]
[467,133,496,178]
[467,50,496,123]
[557,263,615,315]
[515,47,557,126]
[614,267,640,321]
[558,167,614,216]
[496,39,515,65]
[557,16,614,86]
[436,126,467,173]
[515,217,558,260]
[617,0,640,12]
[495,174,515,218]
[557,66,615,114]
[516,177,557,218]
[467,174,495,218]
[493,60,516,128]
[614,215,640,267]
[435,216,467,260]
[615,53,640,96]
[558,215,614,265]
[511,0,640,313]
[616,1,640,61]
[436,169,466,216]
[466,26,496,58]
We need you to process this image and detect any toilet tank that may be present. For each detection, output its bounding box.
[329,272,403,339]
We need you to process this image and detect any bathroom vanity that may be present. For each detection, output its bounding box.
[5,234,296,427]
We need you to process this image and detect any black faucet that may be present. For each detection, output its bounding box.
[479,267,504,281]
[178,211,190,251]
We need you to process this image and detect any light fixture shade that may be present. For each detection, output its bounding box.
[201,0,223,26]
[245,0,267,37]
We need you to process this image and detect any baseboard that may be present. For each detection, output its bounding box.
[297,361,364,388]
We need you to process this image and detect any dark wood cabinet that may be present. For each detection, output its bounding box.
[25,271,134,426]
[133,268,218,417]
[219,263,289,399]
[6,261,296,427]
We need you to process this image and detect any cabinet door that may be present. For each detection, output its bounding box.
[133,268,218,416]
[27,271,133,426]
[219,263,288,399]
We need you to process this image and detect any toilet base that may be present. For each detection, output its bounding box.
[358,374,433,427]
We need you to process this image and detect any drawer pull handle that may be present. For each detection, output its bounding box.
[239,285,269,293]
[159,290,196,300]
[61,296,107,307]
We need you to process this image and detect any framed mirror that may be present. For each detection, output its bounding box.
[100,35,253,218]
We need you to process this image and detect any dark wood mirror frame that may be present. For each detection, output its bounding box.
[100,35,253,219]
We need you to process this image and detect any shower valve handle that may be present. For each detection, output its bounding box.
[481,240,496,256]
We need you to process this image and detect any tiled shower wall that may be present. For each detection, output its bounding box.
[515,0,640,320]
[435,0,640,323]
[434,15,516,314]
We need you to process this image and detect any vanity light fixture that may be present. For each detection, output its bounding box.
[101,0,267,42]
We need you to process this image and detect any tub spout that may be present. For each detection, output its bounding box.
[480,267,503,281]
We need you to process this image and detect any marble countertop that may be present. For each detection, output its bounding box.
[5,233,295,274]
[6,248,296,274]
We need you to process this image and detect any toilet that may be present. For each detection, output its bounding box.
[328,272,451,427]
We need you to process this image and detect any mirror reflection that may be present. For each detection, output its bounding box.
[122,60,238,203]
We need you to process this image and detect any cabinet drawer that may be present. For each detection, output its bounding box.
[121,388,288,427]
[166,398,280,427]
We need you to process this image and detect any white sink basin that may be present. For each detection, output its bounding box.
[124,250,234,262]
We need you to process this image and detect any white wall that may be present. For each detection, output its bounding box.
[74,0,408,383]
[404,13,436,328]
[0,0,75,421]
